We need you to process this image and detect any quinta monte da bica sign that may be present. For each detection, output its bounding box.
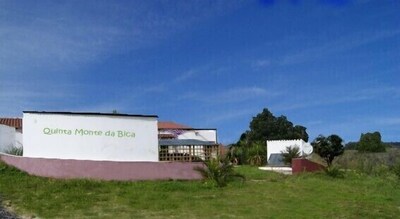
[43,127,136,138]
[23,111,159,162]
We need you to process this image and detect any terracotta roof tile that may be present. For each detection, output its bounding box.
[158,121,192,130]
[0,118,22,129]
[158,133,176,139]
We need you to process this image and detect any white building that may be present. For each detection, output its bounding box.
[1,113,219,162]
[158,121,217,142]
[266,139,313,165]
[157,121,219,161]
[23,111,159,161]
[0,118,23,152]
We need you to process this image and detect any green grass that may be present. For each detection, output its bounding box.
[1,162,400,218]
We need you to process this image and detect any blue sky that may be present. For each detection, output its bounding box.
[1,0,399,144]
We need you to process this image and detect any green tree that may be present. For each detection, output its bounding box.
[311,134,344,167]
[357,131,386,152]
[245,108,309,144]
[280,146,301,165]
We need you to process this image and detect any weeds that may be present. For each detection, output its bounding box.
[324,165,344,178]
[392,162,400,180]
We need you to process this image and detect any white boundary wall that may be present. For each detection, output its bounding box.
[0,125,15,151]
[23,112,159,161]
[267,139,311,160]
[0,124,22,152]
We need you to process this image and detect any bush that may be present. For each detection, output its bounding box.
[195,157,245,187]
[324,166,344,178]
[228,141,266,166]
[247,141,267,166]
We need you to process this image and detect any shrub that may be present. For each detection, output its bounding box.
[195,157,245,187]
[228,141,266,166]
[324,165,344,178]
[247,141,267,166]
[4,146,23,156]
[280,146,300,165]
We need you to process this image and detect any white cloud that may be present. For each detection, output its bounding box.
[252,59,271,69]
[272,85,400,112]
[0,1,245,76]
[374,118,400,126]
[204,108,255,124]
[180,86,280,105]
[280,29,400,65]
[0,1,246,116]
[174,70,197,83]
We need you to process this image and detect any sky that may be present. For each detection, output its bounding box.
[1,0,399,144]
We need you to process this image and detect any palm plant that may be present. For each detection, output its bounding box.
[195,157,245,187]
[247,141,267,166]
[280,146,300,165]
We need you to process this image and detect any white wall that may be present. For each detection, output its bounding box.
[15,132,23,148]
[177,130,217,143]
[23,113,159,161]
[267,139,312,161]
[0,124,16,152]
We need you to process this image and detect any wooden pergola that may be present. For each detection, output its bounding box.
[158,139,219,162]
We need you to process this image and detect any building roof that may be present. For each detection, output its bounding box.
[0,118,22,129]
[158,121,192,130]
[23,111,158,118]
[158,133,176,139]
[159,139,217,146]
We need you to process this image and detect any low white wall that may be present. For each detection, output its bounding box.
[23,112,159,161]
[267,139,310,161]
[0,124,15,152]
[15,132,23,148]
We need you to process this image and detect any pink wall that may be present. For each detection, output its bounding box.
[292,158,325,174]
[0,153,204,181]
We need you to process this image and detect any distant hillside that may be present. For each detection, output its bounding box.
[386,142,400,148]
[345,142,400,149]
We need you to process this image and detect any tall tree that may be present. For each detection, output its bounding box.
[230,108,309,165]
[245,108,309,144]
[357,131,386,152]
[311,134,344,167]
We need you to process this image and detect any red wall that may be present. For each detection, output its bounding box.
[292,158,325,174]
[0,153,204,181]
